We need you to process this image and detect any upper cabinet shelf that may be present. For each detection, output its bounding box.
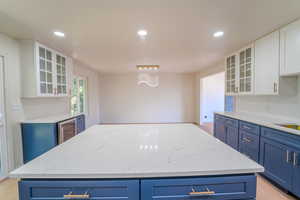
[20,41,71,98]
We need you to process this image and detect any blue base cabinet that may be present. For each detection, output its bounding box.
[260,136,293,190]
[21,123,57,163]
[214,114,239,150]
[214,113,300,199]
[22,114,86,163]
[18,174,257,200]
[239,121,260,162]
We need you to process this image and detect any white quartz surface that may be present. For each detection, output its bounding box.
[216,112,300,136]
[10,124,263,179]
[21,113,82,123]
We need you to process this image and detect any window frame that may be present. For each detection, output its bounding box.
[71,76,88,116]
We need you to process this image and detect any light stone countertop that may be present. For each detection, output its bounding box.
[215,112,300,136]
[10,124,263,179]
[21,113,83,123]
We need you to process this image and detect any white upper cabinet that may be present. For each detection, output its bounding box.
[280,19,300,76]
[238,45,254,94]
[20,41,70,98]
[225,45,254,95]
[254,31,280,95]
[225,54,238,95]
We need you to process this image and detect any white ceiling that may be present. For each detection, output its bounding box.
[0,0,300,73]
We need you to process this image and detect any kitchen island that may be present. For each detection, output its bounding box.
[11,124,263,200]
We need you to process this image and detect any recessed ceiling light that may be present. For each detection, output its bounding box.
[213,31,224,38]
[137,30,148,37]
[54,31,65,37]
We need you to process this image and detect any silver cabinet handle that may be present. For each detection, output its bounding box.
[243,125,251,130]
[286,150,290,163]
[294,152,298,166]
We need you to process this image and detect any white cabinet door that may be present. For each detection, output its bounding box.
[255,31,280,95]
[225,54,238,95]
[280,19,300,76]
[36,45,55,96]
[55,54,68,96]
[238,45,254,94]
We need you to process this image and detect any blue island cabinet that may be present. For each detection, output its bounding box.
[18,174,257,200]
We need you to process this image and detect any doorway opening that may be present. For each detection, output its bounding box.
[0,55,8,180]
[200,72,225,133]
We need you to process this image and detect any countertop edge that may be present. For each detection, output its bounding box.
[10,168,264,179]
[215,112,300,136]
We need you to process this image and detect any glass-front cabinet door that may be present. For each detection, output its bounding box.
[238,45,254,94]
[225,54,238,95]
[56,54,67,96]
[38,46,54,96]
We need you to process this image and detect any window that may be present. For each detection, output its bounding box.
[71,76,87,115]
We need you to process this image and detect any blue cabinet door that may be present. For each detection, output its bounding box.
[76,114,85,133]
[214,115,226,143]
[260,136,293,190]
[19,179,139,200]
[21,123,57,163]
[226,126,239,150]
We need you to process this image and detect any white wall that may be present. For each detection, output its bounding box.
[0,33,101,171]
[99,73,196,123]
[200,72,225,123]
[235,78,300,119]
[0,33,24,171]
[195,63,225,124]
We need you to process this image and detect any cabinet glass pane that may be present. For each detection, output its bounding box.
[39,47,45,58]
[57,65,61,74]
[47,84,53,93]
[40,83,46,94]
[40,59,45,70]
[47,61,52,72]
[246,48,251,58]
[47,72,52,82]
[46,50,52,60]
[40,71,46,82]
[58,85,62,94]
[62,66,66,74]
[62,86,66,94]
[57,75,61,84]
[62,57,66,66]
[56,55,61,64]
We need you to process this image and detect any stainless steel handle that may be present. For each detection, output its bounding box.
[286,150,290,163]
[294,152,298,166]
[243,125,251,130]
[243,137,251,143]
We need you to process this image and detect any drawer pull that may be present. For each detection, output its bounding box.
[64,192,90,199]
[243,125,251,130]
[243,137,251,143]
[189,188,215,196]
